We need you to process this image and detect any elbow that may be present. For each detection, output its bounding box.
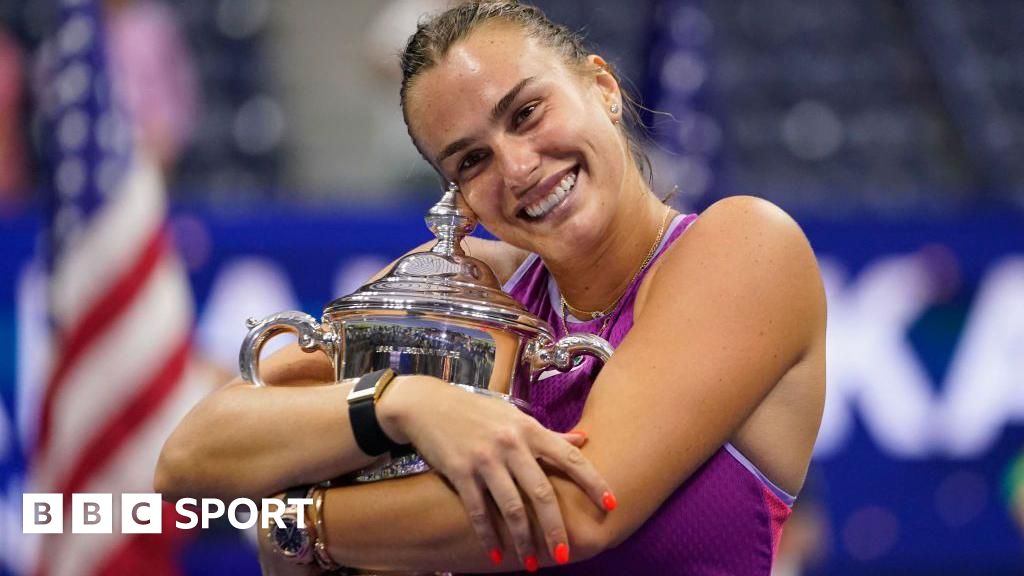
[569,520,614,562]
[560,489,618,561]
[153,457,177,501]
[155,407,225,501]
[154,439,197,501]
[154,387,245,500]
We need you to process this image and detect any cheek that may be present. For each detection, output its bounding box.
[462,177,506,220]
[534,105,613,163]
[534,111,581,148]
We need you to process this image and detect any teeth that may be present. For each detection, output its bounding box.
[525,172,576,218]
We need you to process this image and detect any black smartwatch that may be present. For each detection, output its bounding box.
[346,368,404,456]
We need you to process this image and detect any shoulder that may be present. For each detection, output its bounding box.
[463,237,531,285]
[688,194,815,253]
[639,195,824,342]
[663,195,817,278]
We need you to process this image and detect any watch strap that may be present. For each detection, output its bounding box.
[349,368,402,456]
[284,485,311,503]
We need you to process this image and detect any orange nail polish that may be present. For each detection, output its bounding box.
[489,548,503,566]
[554,542,570,564]
[525,555,539,572]
[568,429,587,439]
[601,491,618,511]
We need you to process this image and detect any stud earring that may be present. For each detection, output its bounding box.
[610,103,620,114]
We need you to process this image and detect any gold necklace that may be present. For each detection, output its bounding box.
[560,207,674,336]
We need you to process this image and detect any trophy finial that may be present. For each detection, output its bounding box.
[426,182,477,256]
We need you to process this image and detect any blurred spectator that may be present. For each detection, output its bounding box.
[106,0,198,173]
[0,25,30,199]
[362,0,452,192]
[364,0,453,80]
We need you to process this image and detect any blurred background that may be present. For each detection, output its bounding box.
[1,0,1023,574]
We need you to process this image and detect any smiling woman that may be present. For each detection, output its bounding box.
[156,2,826,575]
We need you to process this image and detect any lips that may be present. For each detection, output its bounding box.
[517,165,579,221]
[525,172,575,218]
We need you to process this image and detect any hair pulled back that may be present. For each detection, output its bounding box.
[399,1,652,183]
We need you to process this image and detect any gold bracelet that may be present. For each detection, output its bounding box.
[310,485,345,572]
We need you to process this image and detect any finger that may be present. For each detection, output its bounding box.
[451,473,504,567]
[479,463,538,571]
[537,431,616,513]
[508,447,571,566]
[558,431,588,447]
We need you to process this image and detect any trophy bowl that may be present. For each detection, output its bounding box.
[238,184,614,483]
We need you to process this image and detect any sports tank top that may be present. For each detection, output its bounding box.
[501,213,795,575]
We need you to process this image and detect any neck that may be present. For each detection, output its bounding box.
[548,186,674,315]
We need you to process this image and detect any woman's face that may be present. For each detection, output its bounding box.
[405,23,630,259]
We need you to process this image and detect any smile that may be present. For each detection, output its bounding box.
[524,171,576,219]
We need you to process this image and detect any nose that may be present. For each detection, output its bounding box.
[495,136,539,197]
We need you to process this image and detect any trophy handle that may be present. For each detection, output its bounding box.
[524,334,614,374]
[239,311,337,387]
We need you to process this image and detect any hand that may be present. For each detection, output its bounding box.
[377,376,614,569]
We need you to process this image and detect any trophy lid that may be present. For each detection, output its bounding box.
[325,184,548,335]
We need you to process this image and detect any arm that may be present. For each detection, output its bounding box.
[154,346,375,500]
[306,196,825,572]
[155,237,527,499]
[176,196,825,571]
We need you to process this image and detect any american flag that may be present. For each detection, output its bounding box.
[32,0,201,573]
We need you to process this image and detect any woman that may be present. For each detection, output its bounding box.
[156,2,826,574]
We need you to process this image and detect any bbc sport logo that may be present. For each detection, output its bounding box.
[22,493,310,534]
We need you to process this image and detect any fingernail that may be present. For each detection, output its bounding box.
[489,548,503,566]
[602,490,618,511]
[525,554,539,572]
[554,542,570,564]
[568,429,587,439]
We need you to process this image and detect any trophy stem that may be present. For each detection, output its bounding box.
[426,183,476,257]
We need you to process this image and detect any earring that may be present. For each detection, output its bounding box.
[610,103,620,114]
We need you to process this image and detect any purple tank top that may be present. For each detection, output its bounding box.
[502,214,794,575]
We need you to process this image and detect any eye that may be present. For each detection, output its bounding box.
[513,103,539,129]
[458,150,487,172]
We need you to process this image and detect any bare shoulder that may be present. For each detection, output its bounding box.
[691,194,812,247]
[640,195,825,346]
[463,237,531,285]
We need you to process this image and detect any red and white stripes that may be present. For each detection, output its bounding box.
[33,154,202,576]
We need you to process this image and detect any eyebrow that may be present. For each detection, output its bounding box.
[434,76,536,167]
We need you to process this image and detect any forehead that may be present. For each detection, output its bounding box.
[405,23,572,157]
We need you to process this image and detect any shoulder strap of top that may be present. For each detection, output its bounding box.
[624,212,698,293]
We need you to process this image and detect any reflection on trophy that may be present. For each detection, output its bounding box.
[239,184,614,573]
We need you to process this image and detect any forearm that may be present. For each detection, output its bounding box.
[156,380,378,500]
[322,472,609,573]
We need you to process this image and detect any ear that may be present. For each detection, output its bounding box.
[586,54,622,115]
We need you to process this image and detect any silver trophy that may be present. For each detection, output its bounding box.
[239,183,613,483]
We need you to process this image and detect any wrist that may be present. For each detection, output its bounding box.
[375,375,412,445]
[376,375,434,445]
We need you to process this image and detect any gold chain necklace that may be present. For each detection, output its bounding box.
[560,207,674,336]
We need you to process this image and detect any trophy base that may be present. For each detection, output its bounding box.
[352,452,431,483]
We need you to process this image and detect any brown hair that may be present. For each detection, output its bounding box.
[399,0,653,184]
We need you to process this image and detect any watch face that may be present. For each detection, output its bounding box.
[271,515,309,558]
